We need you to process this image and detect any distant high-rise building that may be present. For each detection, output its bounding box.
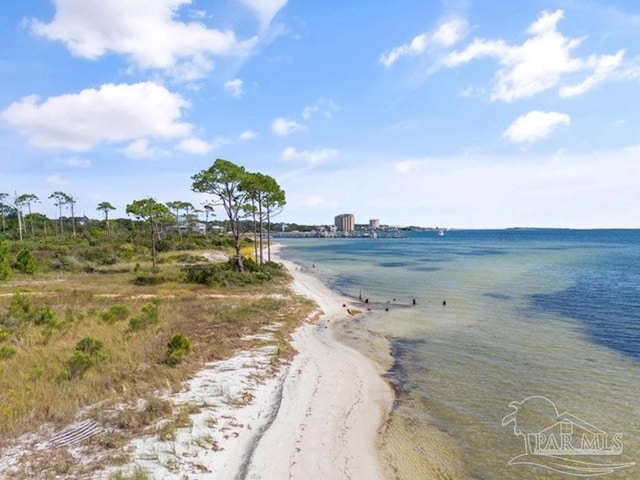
[369,219,380,229]
[334,213,355,232]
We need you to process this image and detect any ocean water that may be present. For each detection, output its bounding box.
[278,230,640,480]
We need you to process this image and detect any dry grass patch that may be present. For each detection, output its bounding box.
[0,265,314,441]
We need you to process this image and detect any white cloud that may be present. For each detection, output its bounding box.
[301,97,339,120]
[123,139,157,159]
[444,9,624,101]
[239,130,258,141]
[459,85,475,97]
[1,82,192,151]
[394,160,423,173]
[272,117,306,136]
[503,110,570,143]
[45,173,67,186]
[282,146,338,165]
[432,18,468,47]
[238,0,287,28]
[176,137,214,155]
[302,196,339,209]
[29,0,258,80]
[225,78,244,97]
[559,50,625,97]
[55,156,91,168]
[379,18,467,67]
[380,34,428,68]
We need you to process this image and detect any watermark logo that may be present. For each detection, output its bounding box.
[502,396,635,477]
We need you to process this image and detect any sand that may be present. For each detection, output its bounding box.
[244,256,393,479]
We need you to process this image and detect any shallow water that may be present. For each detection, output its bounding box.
[279,230,640,479]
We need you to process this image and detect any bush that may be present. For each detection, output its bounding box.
[100,304,131,324]
[3,294,32,328]
[133,275,167,286]
[75,337,104,356]
[2,296,60,331]
[118,243,137,261]
[163,333,192,366]
[66,337,105,379]
[14,249,37,274]
[182,258,286,287]
[128,300,160,331]
[0,345,17,360]
[0,263,10,280]
[33,307,58,327]
[80,246,118,266]
[67,351,94,379]
[0,240,10,280]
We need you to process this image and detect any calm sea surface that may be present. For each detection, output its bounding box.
[278,230,640,480]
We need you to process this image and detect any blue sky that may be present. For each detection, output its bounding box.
[1,0,639,228]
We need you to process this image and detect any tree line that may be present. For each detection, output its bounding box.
[1,159,285,272]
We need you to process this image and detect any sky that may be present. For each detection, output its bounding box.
[1,0,639,229]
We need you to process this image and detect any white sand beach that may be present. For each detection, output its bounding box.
[244,255,393,479]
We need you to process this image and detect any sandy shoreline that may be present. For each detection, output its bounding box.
[244,254,393,479]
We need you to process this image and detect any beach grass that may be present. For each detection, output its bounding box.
[0,251,315,445]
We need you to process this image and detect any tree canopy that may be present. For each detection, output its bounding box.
[192,159,251,272]
[126,198,173,269]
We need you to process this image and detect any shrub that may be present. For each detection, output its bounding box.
[75,337,104,356]
[0,263,10,280]
[66,337,105,379]
[133,275,167,286]
[14,249,37,274]
[0,345,17,360]
[182,258,286,287]
[118,243,137,261]
[3,294,32,328]
[67,351,94,379]
[163,333,192,366]
[80,246,118,266]
[33,307,58,327]
[128,300,160,331]
[0,240,10,280]
[2,296,60,331]
[100,304,130,324]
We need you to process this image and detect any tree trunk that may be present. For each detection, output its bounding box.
[58,205,64,236]
[151,220,158,269]
[17,208,23,241]
[70,202,76,237]
[28,204,34,237]
[267,211,272,262]
[252,206,258,264]
[232,220,244,272]
[258,202,264,265]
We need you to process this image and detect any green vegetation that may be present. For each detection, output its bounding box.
[100,304,131,324]
[66,337,105,379]
[164,333,193,366]
[0,160,318,478]
[14,249,37,274]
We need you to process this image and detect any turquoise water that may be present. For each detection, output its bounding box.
[279,230,640,479]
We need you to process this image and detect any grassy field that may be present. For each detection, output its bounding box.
[0,248,315,478]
